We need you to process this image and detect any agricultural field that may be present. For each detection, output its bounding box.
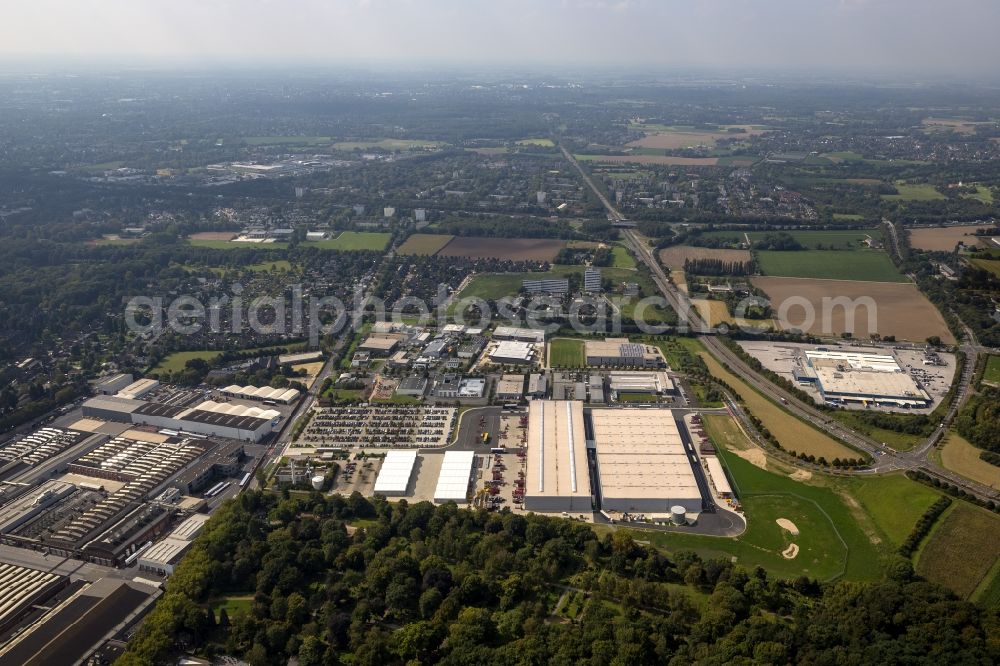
[920,117,994,135]
[437,236,567,261]
[85,236,140,247]
[936,431,1000,489]
[750,276,955,343]
[245,259,292,273]
[909,223,996,252]
[549,338,585,367]
[397,233,455,255]
[970,258,1000,277]
[696,343,859,461]
[658,245,753,269]
[755,250,905,282]
[625,124,769,150]
[575,154,721,167]
[331,138,440,151]
[690,299,733,327]
[882,181,945,201]
[306,231,391,251]
[243,135,331,145]
[915,503,1000,599]
[189,231,238,241]
[698,228,882,250]
[516,138,554,147]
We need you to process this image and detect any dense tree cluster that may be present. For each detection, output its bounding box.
[117,491,999,666]
[955,385,1000,455]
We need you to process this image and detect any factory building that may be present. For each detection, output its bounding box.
[493,326,546,343]
[115,377,160,400]
[590,409,703,514]
[489,341,536,365]
[433,450,476,503]
[523,400,593,513]
[794,349,930,407]
[608,371,675,396]
[82,396,280,443]
[584,338,666,368]
[372,450,419,496]
[94,373,134,395]
[496,374,525,401]
[219,384,300,404]
[137,513,211,576]
[0,564,69,637]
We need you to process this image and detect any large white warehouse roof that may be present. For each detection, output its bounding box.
[373,450,418,496]
[433,450,475,503]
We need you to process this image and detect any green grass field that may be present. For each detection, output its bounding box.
[832,213,866,221]
[306,231,391,251]
[973,559,1000,609]
[150,350,224,373]
[188,239,289,250]
[756,250,906,282]
[549,338,585,367]
[984,355,1000,384]
[700,228,882,250]
[397,233,454,255]
[243,136,331,146]
[211,595,255,616]
[617,429,881,582]
[971,259,1000,278]
[611,245,637,268]
[961,186,994,204]
[245,259,292,272]
[841,475,941,547]
[882,182,945,201]
[915,503,1000,599]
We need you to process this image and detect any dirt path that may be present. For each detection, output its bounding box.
[776,518,800,536]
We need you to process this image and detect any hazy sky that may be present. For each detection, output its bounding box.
[3,0,998,77]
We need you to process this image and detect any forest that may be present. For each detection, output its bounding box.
[116,491,999,666]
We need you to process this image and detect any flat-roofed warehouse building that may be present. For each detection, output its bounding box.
[373,450,418,496]
[590,408,703,514]
[796,349,930,407]
[433,450,476,503]
[585,338,666,368]
[524,400,592,512]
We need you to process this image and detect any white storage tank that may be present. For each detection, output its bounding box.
[311,475,325,491]
[670,505,687,525]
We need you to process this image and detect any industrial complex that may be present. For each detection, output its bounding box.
[738,341,955,411]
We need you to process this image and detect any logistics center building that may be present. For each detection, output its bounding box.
[523,400,593,512]
[590,408,703,515]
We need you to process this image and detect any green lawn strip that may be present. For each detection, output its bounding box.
[971,557,1000,609]
[839,474,941,547]
[549,338,585,367]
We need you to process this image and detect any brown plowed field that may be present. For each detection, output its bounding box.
[437,236,566,261]
[751,276,954,343]
[659,245,753,269]
[189,231,237,240]
[909,224,996,252]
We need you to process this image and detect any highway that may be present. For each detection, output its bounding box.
[561,145,999,504]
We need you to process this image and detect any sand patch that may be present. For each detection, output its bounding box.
[732,447,767,469]
[776,518,800,536]
[789,469,813,482]
[782,543,800,559]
